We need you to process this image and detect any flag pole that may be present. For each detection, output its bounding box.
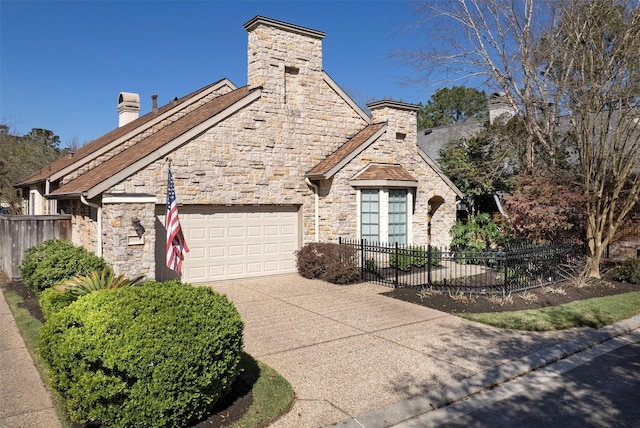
[165,157,189,275]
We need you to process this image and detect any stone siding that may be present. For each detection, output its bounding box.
[62,85,235,185]
[64,200,98,253]
[101,201,156,279]
[59,18,461,280]
[111,23,370,251]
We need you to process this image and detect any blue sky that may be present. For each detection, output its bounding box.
[1,0,442,147]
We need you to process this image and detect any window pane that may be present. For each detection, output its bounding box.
[388,189,407,245]
[361,189,379,242]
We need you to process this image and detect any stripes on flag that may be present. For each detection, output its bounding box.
[166,168,189,274]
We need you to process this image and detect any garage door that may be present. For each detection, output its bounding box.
[158,205,300,283]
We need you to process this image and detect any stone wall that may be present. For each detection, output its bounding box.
[101,201,156,278]
[111,21,370,250]
[318,104,459,247]
[65,200,98,253]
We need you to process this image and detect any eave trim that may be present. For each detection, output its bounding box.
[349,179,418,188]
[323,71,370,124]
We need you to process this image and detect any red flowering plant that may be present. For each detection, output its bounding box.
[505,172,588,243]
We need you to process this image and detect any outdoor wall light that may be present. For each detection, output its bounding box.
[132,217,145,237]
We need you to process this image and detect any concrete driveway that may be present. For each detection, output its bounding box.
[207,274,582,427]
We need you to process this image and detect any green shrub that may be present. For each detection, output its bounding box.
[38,287,76,320]
[39,267,145,320]
[449,213,508,252]
[18,239,107,293]
[296,242,360,284]
[54,267,145,297]
[389,246,442,271]
[613,258,640,284]
[39,281,244,428]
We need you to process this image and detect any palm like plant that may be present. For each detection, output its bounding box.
[54,267,145,297]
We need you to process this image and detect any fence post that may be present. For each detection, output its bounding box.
[503,250,509,297]
[427,244,432,287]
[394,242,399,288]
[361,239,365,280]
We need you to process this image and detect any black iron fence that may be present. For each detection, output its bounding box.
[339,238,582,295]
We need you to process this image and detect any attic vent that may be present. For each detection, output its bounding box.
[117,92,140,127]
[285,66,299,75]
[396,132,406,140]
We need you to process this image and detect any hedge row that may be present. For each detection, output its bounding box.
[20,239,245,428]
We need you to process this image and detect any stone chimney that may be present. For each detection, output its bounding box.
[243,16,325,95]
[368,100,420,144]
[117,92,140,127]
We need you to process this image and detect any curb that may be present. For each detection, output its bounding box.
[331,315,640,428]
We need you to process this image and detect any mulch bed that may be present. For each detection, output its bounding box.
[0,278,252,428]
[382,269,640,314]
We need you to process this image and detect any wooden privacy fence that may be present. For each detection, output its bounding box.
[0,215,72,280]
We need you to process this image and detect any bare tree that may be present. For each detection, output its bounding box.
[546,0,640,278]
[408,0,640,278]
[407,0,566,172]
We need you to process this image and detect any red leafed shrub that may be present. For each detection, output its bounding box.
[295,242,360,284]
[505,173,587,242]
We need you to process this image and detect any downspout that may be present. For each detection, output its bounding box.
[45,179,50,215]
[80,194,103,257]
[305,177,319,242]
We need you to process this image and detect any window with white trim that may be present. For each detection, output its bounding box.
[388,189,407,244]
[360,189,380,242]
[359,188,412,244]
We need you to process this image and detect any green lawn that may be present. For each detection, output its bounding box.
[460,291,640,330]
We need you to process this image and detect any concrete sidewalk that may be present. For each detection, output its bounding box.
[0,282,61,428]
[2,273,639,428]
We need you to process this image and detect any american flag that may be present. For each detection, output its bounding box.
[166,168,189,273]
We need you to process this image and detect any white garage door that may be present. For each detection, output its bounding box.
[161,206,300,283]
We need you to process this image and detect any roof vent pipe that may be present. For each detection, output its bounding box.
[152,94,158,113]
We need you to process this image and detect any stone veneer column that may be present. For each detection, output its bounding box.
[101,194,157,279]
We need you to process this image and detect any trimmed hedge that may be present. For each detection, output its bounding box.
[38,287,76,320]
[296,242,360,284]
[39,281,244,428]
[389,246,442,271]
[18,239,107,293]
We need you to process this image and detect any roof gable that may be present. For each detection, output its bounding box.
[17,79,236,187]
[306,123,387,180]
[50,86,260,199]
[349,164,418,187]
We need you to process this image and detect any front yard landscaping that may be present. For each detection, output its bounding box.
[0,274,294,428]
[383,267,640,330]
[1,277,294,428]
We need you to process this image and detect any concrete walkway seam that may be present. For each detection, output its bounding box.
[330,315,640,428]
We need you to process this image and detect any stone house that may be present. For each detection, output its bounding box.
[15,16,463,283]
